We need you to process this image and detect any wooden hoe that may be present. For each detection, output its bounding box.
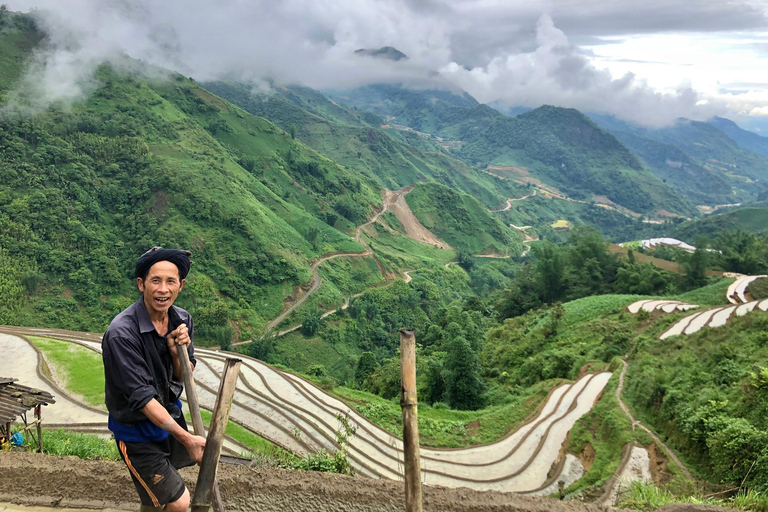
[178,346,241,512]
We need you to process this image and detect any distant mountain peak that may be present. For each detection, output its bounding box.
[354,46,408,61]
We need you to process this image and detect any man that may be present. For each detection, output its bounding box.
[102,247,206,512]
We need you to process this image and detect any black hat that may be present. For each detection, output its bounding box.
[135,246,192,280]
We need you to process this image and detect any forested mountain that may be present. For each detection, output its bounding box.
[203,81,522,207]
[590,114,768,206]
[0,13,382,335]
[708,116,768,159]
[330,84,697,218]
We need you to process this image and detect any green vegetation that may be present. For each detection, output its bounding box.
[406,182,522,254]
[619,482,768,512]
[748,277,768,300]
[592,114,768,206]
[204,81,525,208]
[626,312,768,492]
[34,428,120,461]
[28,336,106,409]
[0,17,386,337]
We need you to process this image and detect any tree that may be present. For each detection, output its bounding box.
[248,330,276,361]
[444,334,484,410]
[533,242,565,303]
[354,352,378,387]
[301,308,323,336]
[683,237,708,289]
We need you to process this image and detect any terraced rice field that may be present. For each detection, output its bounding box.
[626,300,698,314]
[727,275,768,304]
[0,327,611,494]
[627,275,768,340]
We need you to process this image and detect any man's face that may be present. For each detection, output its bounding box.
[137,260,185,316]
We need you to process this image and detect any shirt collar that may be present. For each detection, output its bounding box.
[136,297,180,334]
[136,298,155,334]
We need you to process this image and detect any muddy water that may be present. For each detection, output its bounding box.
[0,334,107,424]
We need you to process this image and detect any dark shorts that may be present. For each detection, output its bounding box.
[117,435,194,507]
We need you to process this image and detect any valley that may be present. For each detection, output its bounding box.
[1,7,768,512]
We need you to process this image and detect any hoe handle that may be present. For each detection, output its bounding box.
[178,345,226,512]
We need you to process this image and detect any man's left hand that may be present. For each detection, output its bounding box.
[167,323,190,356]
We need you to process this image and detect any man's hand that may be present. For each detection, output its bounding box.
[167,323,190,357]
[183,433,207,464]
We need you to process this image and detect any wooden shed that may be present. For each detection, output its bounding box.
[0,377,56,452]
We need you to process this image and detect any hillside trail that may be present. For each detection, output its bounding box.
[489,190,538,212]
[614,359,693,481]
[245,186,443,341]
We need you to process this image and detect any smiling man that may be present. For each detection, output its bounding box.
[102,247,206,512]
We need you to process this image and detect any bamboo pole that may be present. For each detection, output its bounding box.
[178,346,225,512]
[191,357,241,512]
[399,328,422,512]
[35,405,41,453]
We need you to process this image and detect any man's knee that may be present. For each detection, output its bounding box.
[164,486,190,512]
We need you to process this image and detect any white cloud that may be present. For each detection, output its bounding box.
[3,0,767,127]
[438,15,726,127]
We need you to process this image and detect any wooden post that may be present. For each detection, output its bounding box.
[35,405,42,453]
[191,358,241,512]
[178,346,226,512]
[399,328,422,512]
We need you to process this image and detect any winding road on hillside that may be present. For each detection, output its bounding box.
[252,186,451,340]
[0,326,612,494]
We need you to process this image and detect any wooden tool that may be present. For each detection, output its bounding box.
[178,344,226,512]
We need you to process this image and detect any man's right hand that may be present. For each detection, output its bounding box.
[183,434,207,464]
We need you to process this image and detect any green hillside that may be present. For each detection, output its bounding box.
[672,205,768,238]
[709,116,768,160]
[203,81,523,207]
[406,183,523,254]
[0,14,383,337]
[592,114,768,205]
[459,106,696,216]
[332,85,696,218]
[326,82,486,135]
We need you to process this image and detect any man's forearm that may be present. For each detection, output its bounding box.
[141,398,192,443]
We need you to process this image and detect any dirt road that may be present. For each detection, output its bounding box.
[247,186,449,339]
[0,452,609,512]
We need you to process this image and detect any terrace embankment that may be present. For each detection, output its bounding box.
[2,452,609,512]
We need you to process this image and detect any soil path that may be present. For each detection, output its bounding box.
[243,186,449,341]
[614,360,693,481]
[0,452,611,512]
[489,190,538,212]
[385,186,451,249]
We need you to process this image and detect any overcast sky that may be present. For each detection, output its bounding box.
[6,0,768,130]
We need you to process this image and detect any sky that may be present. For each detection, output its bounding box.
[5,0,768,131]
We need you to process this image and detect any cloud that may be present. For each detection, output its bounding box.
[3,0,766,127]
[439,15,727,127]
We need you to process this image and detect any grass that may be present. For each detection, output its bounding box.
[27,428,120,461]
[619,482,768,512]
[189,408,298,464]
[565,371,637,495]
[333,379,557,448]
[28,336,106,409]
[677,276,734,305]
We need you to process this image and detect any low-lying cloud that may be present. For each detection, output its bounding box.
[3,0,766,127]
